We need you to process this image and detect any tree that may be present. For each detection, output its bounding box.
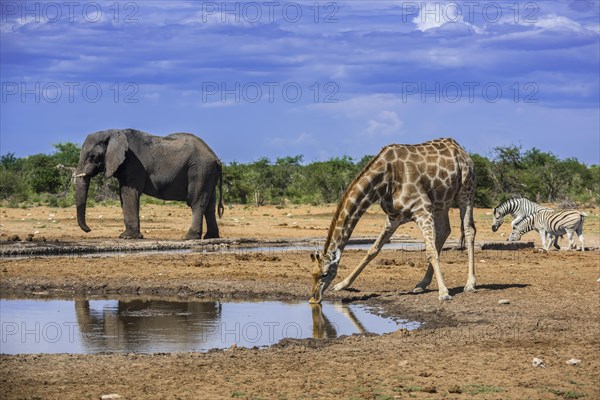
[470,153,494,207]
[271,155,303,203]
[222,161,253,204]
[52,142,80,166]
[24,154,62,194]
[491,145,524,196]
[305,156,358,203]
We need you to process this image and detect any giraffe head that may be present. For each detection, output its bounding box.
[308,249,341,304]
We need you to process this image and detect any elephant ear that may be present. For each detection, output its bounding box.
[105,131,129,177]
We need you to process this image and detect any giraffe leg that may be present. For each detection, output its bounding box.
[413,209,451,301]
[413,209,452,294]
[458,191,476,293]
[333,217,402,291]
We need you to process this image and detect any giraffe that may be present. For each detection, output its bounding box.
[309,138,476,303]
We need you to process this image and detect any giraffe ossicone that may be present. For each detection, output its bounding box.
[309,138,477,303]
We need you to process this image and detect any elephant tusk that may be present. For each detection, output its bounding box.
[75,173,87,178]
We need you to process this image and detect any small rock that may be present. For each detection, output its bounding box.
[498,299,510,305]
[34,230,40,234]
[286,213,292,217]
[448,385,462,394]
[532,357,545,368]
[99,215,103,219]
[566,358,581,366]
[597,278,600,283]
[500,233,505,237]
[101,395,122,400]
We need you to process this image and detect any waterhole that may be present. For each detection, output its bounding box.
[0,298,420,354]
[1,241,427,259]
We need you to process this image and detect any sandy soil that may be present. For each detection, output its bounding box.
[1,204,599,399]
[1,202,599,244]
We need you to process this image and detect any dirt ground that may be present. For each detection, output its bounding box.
[1,204,599,399]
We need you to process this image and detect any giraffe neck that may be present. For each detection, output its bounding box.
[323,178,381,256]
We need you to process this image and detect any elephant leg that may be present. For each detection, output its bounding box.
[186,187,210,240]
[203,189,220,239]
[186,204,204,240]
[119,185,143,239]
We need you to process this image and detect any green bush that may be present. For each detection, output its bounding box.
[1,143,598,208]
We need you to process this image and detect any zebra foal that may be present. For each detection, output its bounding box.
[508,209,586,251]
[491,198,559,249]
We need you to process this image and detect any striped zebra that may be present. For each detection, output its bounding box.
[508,209,586,251]
[491,198,560,249]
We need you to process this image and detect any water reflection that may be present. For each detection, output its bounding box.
[74,300,222,353]
[1,298,419,354]
[310,304,338,339]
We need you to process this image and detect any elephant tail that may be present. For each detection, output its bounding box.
[217,161,224,218]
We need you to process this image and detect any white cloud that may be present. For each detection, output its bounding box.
[306,94,403,117]
[412,2,457,31]
[366,111,403,137]
[267,132,318,148]
[424,47,466,68]
[499,12,599,35]
[411,2,482,33]
[143,92,160,101]
[535,15,585,32]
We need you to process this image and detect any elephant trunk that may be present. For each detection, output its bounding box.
[76,174,92,232]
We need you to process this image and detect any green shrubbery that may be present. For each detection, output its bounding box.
[1,143,598,208]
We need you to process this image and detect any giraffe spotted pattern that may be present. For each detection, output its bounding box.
[310,138,477,303]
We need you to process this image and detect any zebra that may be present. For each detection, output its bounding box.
[508,209,586,251]
[491,198,560,249]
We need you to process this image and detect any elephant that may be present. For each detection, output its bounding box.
[75,128,224,239]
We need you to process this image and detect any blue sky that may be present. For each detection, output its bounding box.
[1,0,599,164]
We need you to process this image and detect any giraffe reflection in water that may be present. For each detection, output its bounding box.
[310,303,368,339]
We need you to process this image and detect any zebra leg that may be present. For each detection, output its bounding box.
[576,226,585,251]
[511,217,523,230]
[565,229,575,250]
[551,234,560,250]
[539,230,550,251]
[539,230,558,250]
